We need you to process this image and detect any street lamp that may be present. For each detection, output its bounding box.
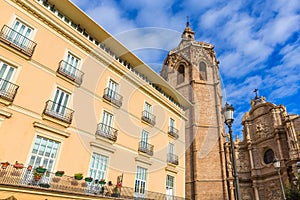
[223,103,241,200]
[273,158,287,200]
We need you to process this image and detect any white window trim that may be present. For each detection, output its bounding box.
[88,152,109,180]
[63,49,82,70]
[9,15,37,40]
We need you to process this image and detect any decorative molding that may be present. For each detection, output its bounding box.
[90,141,116,154]
[135,156,152,166]
[165,165,178,174]
[0,108,12,118]
[33,121,70,138]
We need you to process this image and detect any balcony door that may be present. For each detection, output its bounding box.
[107,79,118,99]
[0,61,15,92]
[9,20,32,47]
[134,166,147,198]
[64,52,79,77]
[141,130,149,149]
[169,118,175,132]
[101,111,113,135]
[144,102,152,119]
[168,143,174,155]
[166,175,174,200]
[51,88,70,116]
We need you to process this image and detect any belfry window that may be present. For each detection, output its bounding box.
[177,64,185,84]
[199,62,207,81]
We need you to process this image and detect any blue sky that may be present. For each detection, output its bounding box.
[71,0,300,139]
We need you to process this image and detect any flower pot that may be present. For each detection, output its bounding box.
[74,173,83,180]
[39,183,50,188]
[13,164,24,169]
[1,162,10,169]
[71,180,78,186]
[52,177,61,183]
[27,165,33,171]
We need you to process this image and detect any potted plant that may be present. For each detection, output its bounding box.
[36,166,46,174]
[13,161,24,169]
[55,171,65,177]
[84,177,93,182]
[99,178,106,185]
[1,161,10,169]
[27,165,32,171]
[74,173,83,180]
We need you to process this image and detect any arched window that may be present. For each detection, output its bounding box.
[199,62,207,81]
[263,149,274,164]
[177,64,185,84]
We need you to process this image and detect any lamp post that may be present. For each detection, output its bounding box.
[223,103,241,200]
[273,159,286,200]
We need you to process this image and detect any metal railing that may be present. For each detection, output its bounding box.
[141,111,156,126]
[167,153,179,165]
[43,100,74,124]
[168,126,179,139]
[96,123,118,142]
[57,60,84,85]
[0,25,37,57]
[0,163,188,199]
[103,88,123,107]
[138,141,154,156]
[0,78,19,102]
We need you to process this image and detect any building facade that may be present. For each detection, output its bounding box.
[0,0,191,199]
[161,23,228,200]
[225,95,300,200]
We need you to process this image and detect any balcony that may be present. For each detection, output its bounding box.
[138,141,154,156]
[0,163,188,199]
[0,25,37,57]
[102,88,123,107]
[96,123,118,142]
[168,126,179,139]
[141,111,156,126]
[43,100,74,124]
[0,78,19,103]
[57,60,84,85]
[167,153,179,165]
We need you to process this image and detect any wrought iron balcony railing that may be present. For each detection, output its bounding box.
[96,123,118,142]
[0,163,188,199]
[138,141,154,156]
[0,25,37,57]
[103,88,123,107]
[141,111,156,126]
[0,78,19,103]
[168,126,179,139]
[167,153,179,165]
[43,100,74,124]
[57,60,84,85]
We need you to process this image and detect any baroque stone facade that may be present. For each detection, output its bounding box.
[225,95,300,200]
[161,23,228,200]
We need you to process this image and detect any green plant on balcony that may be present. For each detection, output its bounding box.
[74,173,83,180]
[84,177,93,182]
[55,170,65,177]
[35,166,46,174]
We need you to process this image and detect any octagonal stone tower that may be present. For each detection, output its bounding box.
[160,23,228,200]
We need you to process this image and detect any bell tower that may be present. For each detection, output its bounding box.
[161,23,228,200]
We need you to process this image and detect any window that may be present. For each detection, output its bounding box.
[141,130,149,148]
[88,153,108,180]
[166,175,174,199]
[100,111,113,134]
[199,62,207,81]
[168,143,174,155]
[107,79,118,99]
[8,19,32,49]
[51,88,70,116]
[144,102,152,118]
[63,52,80,77]
[0,60,15,92]
[134,166,147,197]
[169,118,175,132]
[263,149,274,164]
[177,65,185,84]
[28,136,59,171]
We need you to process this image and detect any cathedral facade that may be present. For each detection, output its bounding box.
[161,23,228,200]
[225,95,300,199]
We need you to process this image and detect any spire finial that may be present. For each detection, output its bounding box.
[253,89,259,99]
[186,16,190,27]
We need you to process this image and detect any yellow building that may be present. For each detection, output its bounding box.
[0,0,191,199]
